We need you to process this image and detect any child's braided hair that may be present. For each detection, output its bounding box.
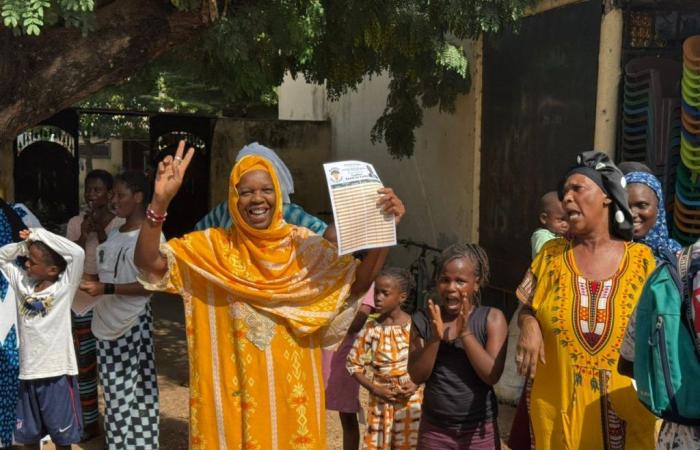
[436,243,490,304]
[377,266,415,295]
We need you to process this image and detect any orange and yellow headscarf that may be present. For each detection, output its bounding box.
[225,155,295,279]
[158,155,359,344]
[228,155,289,237]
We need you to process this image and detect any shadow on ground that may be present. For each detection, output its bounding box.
[43,293,190,450]
[151,292,189,387]
[42,292,515,450]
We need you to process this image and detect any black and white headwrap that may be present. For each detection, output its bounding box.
[559,151,633,241]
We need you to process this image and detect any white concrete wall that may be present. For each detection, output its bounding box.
[279,41,483,264]
[277,77,328,121]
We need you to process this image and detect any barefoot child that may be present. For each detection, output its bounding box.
[0,227,85,449]
[347,268,422,450]
[408,244,507,449]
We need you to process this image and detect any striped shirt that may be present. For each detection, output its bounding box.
[195,201,328,235]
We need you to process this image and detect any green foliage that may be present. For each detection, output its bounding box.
[1,0,94,35]
[78,31,280,140]
[300,0,537,157]
[79,113,149,141]
[7,0,538,157]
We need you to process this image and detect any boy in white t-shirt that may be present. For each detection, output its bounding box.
[0,227,84,449]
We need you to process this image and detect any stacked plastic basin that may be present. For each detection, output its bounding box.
[622,58,653,163]
[673,36,700,245]
[622,57,681,225]
[622,57,681,183]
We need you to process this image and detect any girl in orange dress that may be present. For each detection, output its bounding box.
[347,268,422,450]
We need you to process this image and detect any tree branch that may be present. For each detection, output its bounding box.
[0,0,212,140]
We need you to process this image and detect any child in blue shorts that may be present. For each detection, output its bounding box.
[0,227,84,449]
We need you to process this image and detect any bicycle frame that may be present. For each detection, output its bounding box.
[399,239,442,312]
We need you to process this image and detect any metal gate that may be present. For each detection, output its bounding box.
[479,1,602,316]
[149,114,214,239]
[14,109,79,233]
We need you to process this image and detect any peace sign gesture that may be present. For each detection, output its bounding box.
[153,141,195,209]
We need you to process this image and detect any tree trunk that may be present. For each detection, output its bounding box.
[0,0,212,140]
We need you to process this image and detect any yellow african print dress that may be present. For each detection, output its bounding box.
[141,154,364,449]
[516,238,657,450]
[141,225,359,450]
[347,320,423,450]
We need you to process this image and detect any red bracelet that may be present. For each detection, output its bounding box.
[146,205,168,224]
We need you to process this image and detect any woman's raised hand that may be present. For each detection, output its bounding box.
[153,141,195,209]
[377,187,406,224]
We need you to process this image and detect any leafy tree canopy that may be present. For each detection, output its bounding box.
[2,0,536,157]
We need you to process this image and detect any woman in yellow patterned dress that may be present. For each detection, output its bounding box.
[134,142,405,449]
[515,152,657,449]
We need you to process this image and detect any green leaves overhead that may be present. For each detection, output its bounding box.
[0,0,21,29]
[1,0,93,34]
[5,0,536,157]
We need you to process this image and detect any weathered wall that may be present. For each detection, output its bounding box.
[88,138,124,175]
[277,80,328,122]
[278,41,483,266]
[209,119,333,220]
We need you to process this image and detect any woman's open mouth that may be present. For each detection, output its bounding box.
[566,210,582,221]
[246,206,271,225]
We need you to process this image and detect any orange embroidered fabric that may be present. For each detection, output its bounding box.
[141,155,360,449]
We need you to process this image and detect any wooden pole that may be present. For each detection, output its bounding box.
[593,0,624,157]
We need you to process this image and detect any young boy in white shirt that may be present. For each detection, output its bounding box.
[0,227,84,449]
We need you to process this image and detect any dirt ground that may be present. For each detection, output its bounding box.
[43,294,515,449]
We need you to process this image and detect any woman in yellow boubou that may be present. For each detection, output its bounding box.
[135,142,405,450]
